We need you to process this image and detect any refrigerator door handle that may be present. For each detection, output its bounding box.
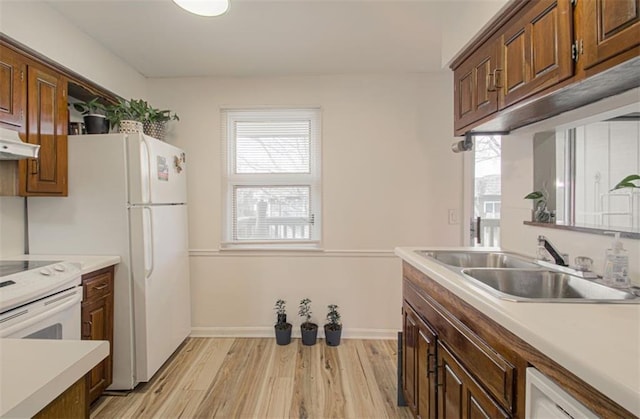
[143,206,155,279]
[140,135,152,204]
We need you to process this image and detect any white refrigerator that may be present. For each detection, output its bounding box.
[28,133,191,389]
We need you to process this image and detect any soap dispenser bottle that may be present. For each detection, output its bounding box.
[602,232,629,288]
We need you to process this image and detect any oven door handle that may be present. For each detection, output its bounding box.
[0,289,81,338]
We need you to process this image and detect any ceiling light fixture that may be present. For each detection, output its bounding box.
[172,0,229,17]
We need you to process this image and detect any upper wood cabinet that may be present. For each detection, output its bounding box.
[18,63,68,196]
[0,45,27,130]
[451,0,640,135]
[499,0,573,108]
[582,0,640,71]
[453,42,500,130]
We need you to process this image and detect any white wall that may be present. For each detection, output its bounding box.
[0,197,24,256]
[0,0,147,99]
[440,0,509,68]
[0,0,147,256]
[147,72,462,337]
[501,90,640,286]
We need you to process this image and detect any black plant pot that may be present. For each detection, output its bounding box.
[300,322,318,346]
[275,322,292,345]
[83,114,109,134]
[324,324,342,346]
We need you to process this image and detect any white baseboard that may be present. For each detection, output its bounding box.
[190,327,398,340]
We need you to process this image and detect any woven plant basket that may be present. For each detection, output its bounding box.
[118,120,143,134]
[143,121,166,141]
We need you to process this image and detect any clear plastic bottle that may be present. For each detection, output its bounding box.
[602,232,629,288]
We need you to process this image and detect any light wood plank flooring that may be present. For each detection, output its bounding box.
[91,338,412,419]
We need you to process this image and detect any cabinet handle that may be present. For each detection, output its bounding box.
[30,159,39,175]
[82,320,93,336]
[494,68,502,89]
[487,71,496,92]
[93,284,108,291]
[427,352,437,375]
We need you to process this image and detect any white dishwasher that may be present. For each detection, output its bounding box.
[525,368,598,419]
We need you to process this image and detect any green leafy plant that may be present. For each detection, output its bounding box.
[274,299,286,317]
[146,106,179,123]
[611,174,640,191]
[325,304,341,331]
[107,98,144,125]
[298,298,313,328]
[523,190,546,204]
[72,97,107,116]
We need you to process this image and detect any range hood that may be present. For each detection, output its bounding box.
[0,127,39,160]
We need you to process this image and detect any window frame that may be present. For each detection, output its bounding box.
[221,108,322,249]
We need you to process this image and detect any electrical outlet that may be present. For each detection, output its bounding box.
[448,209,459,225]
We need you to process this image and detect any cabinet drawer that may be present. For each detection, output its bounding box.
[82,270,112,301]
[404,280,516,413]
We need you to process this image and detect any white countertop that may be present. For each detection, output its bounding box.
[395,246,640,417]
[2,254,120,275]
[0,339,109,418]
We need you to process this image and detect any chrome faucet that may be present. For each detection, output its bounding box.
[537,235,569,267]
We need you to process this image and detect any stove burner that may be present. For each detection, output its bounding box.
[0,260,63,278]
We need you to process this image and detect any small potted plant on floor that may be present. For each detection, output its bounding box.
[274,299,292,345]
[324,304,342,346]
[72,97,109,134]
[298,298,317,346]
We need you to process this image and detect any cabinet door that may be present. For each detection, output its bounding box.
[582,0,640,70]
[82,295,113,404]
[438,342,509,419]
[499,0,573,108]
[19,64,68,196]
[0,45,26,129]
[402,303,418,414]
[453,41,500,132]
[417,322,437,419]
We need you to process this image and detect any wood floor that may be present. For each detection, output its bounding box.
[90,338,412,418]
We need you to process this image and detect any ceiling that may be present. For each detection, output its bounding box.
[43,0,467,78]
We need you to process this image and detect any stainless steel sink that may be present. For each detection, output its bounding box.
[461,269,639,302]
[418,250,539,269]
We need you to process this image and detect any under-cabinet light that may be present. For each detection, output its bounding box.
[172,0,229,17]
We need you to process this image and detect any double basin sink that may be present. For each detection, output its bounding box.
[417,250,639,303]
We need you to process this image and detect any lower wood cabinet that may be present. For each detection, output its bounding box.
[33,376,87,419]
[438,342,508,419]
[400,261,634,418]
[81,266,114,405]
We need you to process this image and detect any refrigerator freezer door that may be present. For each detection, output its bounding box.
[129,204,191,382]
[128,133,188,205]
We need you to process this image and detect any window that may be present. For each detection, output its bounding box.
[553,115,639,232]
[222,108,321,248]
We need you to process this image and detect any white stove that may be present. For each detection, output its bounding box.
[0,260,82,339]
[0,260,81,313]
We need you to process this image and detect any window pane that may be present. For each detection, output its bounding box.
[235,121,310,174]
[233,186,311,240]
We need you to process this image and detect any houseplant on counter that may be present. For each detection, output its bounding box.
[298,298,317,346]
[274,299,292,345]
[524,189,551,222]
[72,98,109,134]
[324,304,342,346]
[143,105,179,142]
[611,174,640,191]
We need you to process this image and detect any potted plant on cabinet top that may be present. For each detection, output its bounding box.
[324,304,342,346]
[298,298,317,346]
[274,299,292,346]
[107,98,146,134]
[143,105,179,142]
[72,98,109,134]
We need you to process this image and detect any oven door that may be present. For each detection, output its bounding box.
[0,287,82,339]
